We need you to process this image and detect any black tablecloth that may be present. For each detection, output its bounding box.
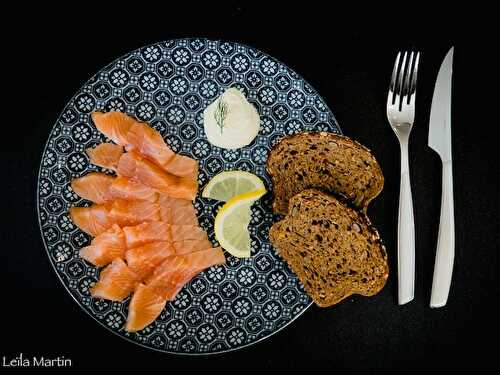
[2,7,495,373]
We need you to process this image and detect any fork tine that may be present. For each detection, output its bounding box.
[403,51,415,105]
[396,52,408,110]
[409,52,420,105]
[388,52,401,105]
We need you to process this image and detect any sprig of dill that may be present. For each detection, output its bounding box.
[214,98,228,134]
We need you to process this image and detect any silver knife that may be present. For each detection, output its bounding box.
[429,47,455,308]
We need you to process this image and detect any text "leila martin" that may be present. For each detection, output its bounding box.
[2,353,72,368]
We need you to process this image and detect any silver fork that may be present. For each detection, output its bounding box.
[387,51,420,305]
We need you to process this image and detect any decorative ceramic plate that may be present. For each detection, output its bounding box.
[37,39,340,354]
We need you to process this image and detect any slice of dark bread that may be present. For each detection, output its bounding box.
[269,189,388,307]
[266,132,384,215]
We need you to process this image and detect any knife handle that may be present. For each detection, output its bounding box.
[430,160,455,308]
[398,144,415,305]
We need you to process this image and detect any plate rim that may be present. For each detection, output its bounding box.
[36,37,341,355]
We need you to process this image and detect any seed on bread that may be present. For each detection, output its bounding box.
[269,189,388,307]
[266,132,384,215]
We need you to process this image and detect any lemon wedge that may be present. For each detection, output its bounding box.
[214,189,266,258]
[202,171,265,202]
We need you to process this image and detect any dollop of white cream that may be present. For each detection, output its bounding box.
[203,88,260,149]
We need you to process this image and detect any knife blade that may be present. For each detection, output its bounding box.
[428,47,454,308]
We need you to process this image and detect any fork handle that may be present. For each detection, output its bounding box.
[398,143,415,305]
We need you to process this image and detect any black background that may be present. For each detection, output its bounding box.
[2,5,497,373]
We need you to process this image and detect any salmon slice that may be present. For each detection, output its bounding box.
[79,224,126,266]
[117,152,197,200]
[169,204,198,226]
[109,177,158,202]
[125,240,211,280]
[109,199,160,227]
[91,111,198,178]
[171,225,208,242]
[173,238,214,255]
[125,242,175,280]
[126,121,198,179]
[69,203,113,237]
[125,284,166,332]
[157,195,193,211]
[126,122,175,167]
[146,247,225,300]
[86,143,124,172]
[163,154,199,180]
[158,195,198,225]
[91,258,139,301]
[92,112,135,145]
[155,260,193,301]
[71,172,115,204]
[71,202,198,239]
[146,256,190,299]
[123,222,171,248]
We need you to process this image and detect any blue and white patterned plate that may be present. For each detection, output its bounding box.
[37,39,341,354]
